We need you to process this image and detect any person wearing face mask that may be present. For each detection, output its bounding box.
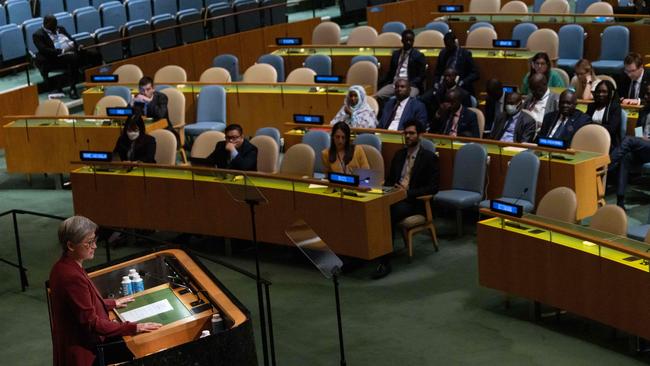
[523,73,560,128]
[378,78,428,130]
[321,122,369,173]
[112,114,156,163]
[433,32,479,96]
[429,88,479,137]
[539,90,591,143]
[376,29,426,101]
[586,80,622,149]
[330,85,378,128]
[420,67,471,120]
[619,52,650,106]
[607,84,650,209]
[489,92,537,143]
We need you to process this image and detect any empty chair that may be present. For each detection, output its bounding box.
[123,19,154,57]
[479,151,540,212]
[151,13,178,50]
[150,129,177,165]
[366,96,379,115]
[22,18,42,56]
[312,21,340,44]
[94,95,127,115]
[179,0,204,11]
[190,131,225,158]
[347,26,378,46]
[465,27,497,48]
[54,12,76,34]
[199,67,232,82]
[0,24,26,62]
[576,0,600,13]
[302,130,330,174]
[243,63,277,83]
[500,0,528,12]
[533,0,545,12]
[589,205,627,235]
[350,55,379,67]
[539,0,570,13]
[398,193,439,260]
[425,21,449,34]
[355,133,381,152]
[7,0,31,26]
[184,85,227,141]
[511,22,537,48]
[206,2,236,37]
[571,124,610,207]
[233,0,260,32]
[557,24,585,72]
[154,65,187,83]
[470,0,501,12]
[67,0,91,12]
[280,143,315,177]
[414,30,444,48]
[468,21,494,33]
[536,187,577,222]
[104,86,132,103]
[74,6,101,34]
[177,8,203,44]
[285,67,316,83]
[527,28,559,60]
[257,54,285,82]
[160,87,186,159]
[255,127,281,151]
[375,32,402,47]
[304,54,332,75]
[99,1,127,29]
[261,0,286,26]
[433,143,488,236]
[92,0,113,8]
[250,135,279,173]
[346,61,378,95]
[35,99,69,116]
[627,210,650,241]
[94,26,122,62]
[0,5,8,27]
[213,54,240,81]
[359,144,384,179]
[114,64,143,83]
[125,0,153,21]
[153,0,177,16]
[585,2,614,14]
[591,26,629,75]
[381,21,406,34]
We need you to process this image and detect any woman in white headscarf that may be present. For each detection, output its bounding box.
[330,85,378,128]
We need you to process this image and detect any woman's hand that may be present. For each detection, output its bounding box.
[344,105,353,116]
[115,297,134,308]
[136,322,163,333]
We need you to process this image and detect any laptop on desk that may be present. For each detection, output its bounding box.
[352,168,383,189]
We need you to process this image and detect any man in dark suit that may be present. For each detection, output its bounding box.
[373,119,439,279]
[133,77,169,121]
[33,15,99,99]
[206,124,258,171]
[539,90,592,143]
[429,89,480,137]
[620,52,650,106]
[375,29,426,100]
[419,67,472,119]
[378,78,428,130]
[484,78,505,132]
[609,84,650,209]
[489,91,537,143]
[433,31,480,96]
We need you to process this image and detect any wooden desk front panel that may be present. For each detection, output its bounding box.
[71,172,401,260]
[0,85,39,149]
[477,222,650,340]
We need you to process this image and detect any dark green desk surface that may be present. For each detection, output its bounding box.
[115,285,191,325]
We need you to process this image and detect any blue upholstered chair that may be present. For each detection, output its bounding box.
[479,151,540,213]
[355,133,382,152]
[557,24,585,73]
[302,130,330,174]
[184,86,228,144]
[592,26,629,75]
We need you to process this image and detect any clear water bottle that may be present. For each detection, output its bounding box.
[121,276,132,296]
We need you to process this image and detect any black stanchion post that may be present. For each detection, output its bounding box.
[264,283,277,366]
[333,272,346,366]
[247,199,270,366]
[12,211,28,291]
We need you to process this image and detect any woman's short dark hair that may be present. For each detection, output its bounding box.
[328,121,354,165]
[58,216,98,252]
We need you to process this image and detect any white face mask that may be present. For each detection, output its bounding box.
[505,104,520,115]
[127,131,140,141]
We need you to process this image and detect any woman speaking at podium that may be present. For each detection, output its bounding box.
[49,216,161,366]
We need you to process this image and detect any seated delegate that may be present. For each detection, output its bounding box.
[206,124,258,171]
[321,122,370,174]
[520,52,566,95]
[489,91,536,143]
[571,59,601,101]
[538,89,591,143]
[377,78,428,130]
[112,114,157,163]
[330,85,378,128]
[585,80,622,149]
[429,89,480,137]
[376,29,425,100]
[50,216,161,366]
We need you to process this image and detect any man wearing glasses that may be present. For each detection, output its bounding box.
[206,124,258,171]
[620,52,650,106]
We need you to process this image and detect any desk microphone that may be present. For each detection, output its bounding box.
[504,187,528,229]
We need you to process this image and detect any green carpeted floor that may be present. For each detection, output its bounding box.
[1,148,650,365]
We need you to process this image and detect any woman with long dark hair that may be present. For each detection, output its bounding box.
[321,121,370,174]
[112,113,157,163]
[521,52,566,95]
[586,79,622,149]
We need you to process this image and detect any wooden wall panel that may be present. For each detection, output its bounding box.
[0,85,39,149]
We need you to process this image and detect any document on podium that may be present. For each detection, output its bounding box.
[119,299,174,322]
[114,285,192,325]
